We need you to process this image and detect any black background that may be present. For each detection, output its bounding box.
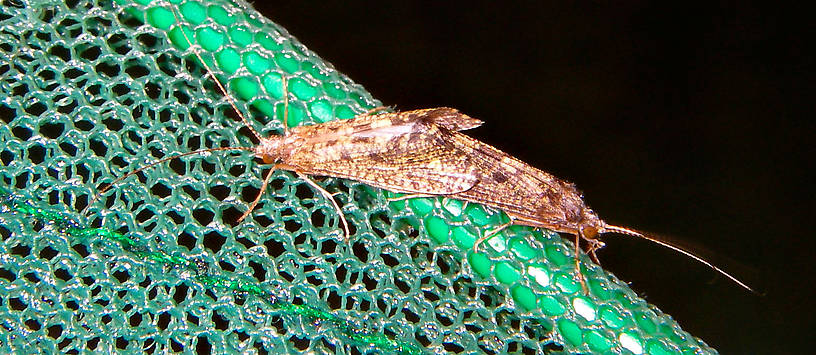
[255,2,812,353]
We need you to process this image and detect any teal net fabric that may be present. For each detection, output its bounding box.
[0,0,718,353]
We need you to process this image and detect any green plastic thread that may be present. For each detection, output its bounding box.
[0,187,419,355]
[0,0,720,353]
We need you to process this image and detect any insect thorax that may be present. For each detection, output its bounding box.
[255,135,289,164]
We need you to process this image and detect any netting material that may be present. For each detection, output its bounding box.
[0,0,717,353]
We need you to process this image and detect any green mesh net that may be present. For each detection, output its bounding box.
[0,0,719,353]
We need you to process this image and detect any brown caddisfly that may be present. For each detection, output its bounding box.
[88,3,753,293]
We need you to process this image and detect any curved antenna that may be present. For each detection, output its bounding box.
[603,224,757,293]
[85,146,254,215]
[169,6,264,141]
[282,76,289,133]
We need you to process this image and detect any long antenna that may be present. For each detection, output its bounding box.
[169,5,263,141]
[85,5,264,215]
[603,224,756,293]
[85,147,253,213]
[167,4,349,237]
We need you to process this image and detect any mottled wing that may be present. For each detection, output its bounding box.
[442,133,586,229]
[283,117,480,194]
[418,107,484,131]
[288,107,483,142]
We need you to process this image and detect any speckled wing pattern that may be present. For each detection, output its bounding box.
[442,132,588,232]
[281,107,588,232]
[287,107,483,141]
[282,108,482,194]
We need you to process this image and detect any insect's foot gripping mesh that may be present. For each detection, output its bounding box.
[0,0,717,353]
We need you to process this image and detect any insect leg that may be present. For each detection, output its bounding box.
[237,167,276,223]
[575,232,589,294]
[586,239,605,265]
[473,220,513,252]
[294,171,351,241]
